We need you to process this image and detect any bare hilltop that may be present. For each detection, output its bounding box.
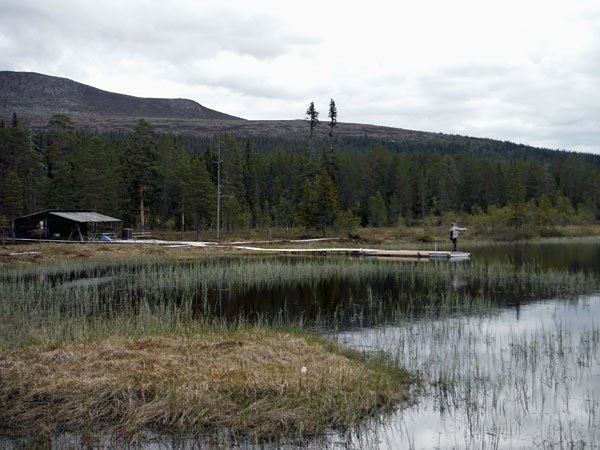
[0,70,457,143]
[0,70,242,127]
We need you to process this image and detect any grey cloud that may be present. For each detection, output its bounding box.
[183,69,311,101]
[397,63,600,151]
[0,4,64,68]
[1,1,318,69]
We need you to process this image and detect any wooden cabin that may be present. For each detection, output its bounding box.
[14,210,121,241]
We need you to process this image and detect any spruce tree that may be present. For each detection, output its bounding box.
[125,119,159,231]
[328,99,337,138]
[305,101,319,138]
[313,170,340,233]
[176,155,215,237]
[508,161,527,230]
[44,116,79,209]
[368,191,387,227]
[305,102,319,159]
[243,140,260,227]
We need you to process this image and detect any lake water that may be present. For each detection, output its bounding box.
[174,240,600,449]
[200,239,600,327]
[466,238,600,273]
[334,294,600,449]
[2,239,600,449]
[324,239,600,449]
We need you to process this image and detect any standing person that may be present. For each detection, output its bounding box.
[449,223,466,252]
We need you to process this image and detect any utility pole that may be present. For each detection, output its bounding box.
[216,137,222,241]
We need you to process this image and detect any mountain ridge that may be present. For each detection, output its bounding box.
[0,71,458,142]
[0,71,243,125]
[0,71,571,157]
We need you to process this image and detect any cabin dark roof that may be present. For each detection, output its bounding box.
[49,211,121,223]
[17,210,121,223]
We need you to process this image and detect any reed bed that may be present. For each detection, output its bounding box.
[0,255,422,445]
[2,241,600,446]
[334,294,600,448]
[1,255,600,350]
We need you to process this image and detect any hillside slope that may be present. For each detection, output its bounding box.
[0,71,243,127]
[0,70,582,162]
[0,71,458,141]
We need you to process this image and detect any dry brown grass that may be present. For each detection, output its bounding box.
[0,242,206,266]
[0,329,410,443]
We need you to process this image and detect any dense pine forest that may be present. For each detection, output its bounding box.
[1,112,599,240]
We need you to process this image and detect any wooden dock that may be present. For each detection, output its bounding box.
[234,246,471,261]
[7,238,470,261]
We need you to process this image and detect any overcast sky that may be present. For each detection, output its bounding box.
[2,0,600,153]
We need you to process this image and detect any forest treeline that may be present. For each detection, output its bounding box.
[1,113,599,239]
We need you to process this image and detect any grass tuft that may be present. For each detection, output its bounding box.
[0,328,411,444]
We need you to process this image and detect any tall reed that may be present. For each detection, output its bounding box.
[333,294,600,448]
[2,255,599,351]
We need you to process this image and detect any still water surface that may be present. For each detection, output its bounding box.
[335,294,600,449]
[205,239,600,327]
[326,240,600,449]
[467,239,600,272]
[174,240,600,448]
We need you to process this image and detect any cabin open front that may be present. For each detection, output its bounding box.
[13,210,121,241]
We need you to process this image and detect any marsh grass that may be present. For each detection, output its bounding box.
[0,327,411,445]
[353,297,600,448]
[2,241,600,446]
[0,252,422,445]
[2,253,600,350]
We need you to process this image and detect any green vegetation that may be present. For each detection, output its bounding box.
[1,113,599,239]
[2,242,600,350]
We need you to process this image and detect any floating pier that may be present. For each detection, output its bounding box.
[235,246,471,261]
[7,238,470,261]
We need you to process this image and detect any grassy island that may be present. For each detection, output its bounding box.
[0,327,410,445]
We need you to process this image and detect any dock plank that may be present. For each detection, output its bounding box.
[233,246,470,261]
